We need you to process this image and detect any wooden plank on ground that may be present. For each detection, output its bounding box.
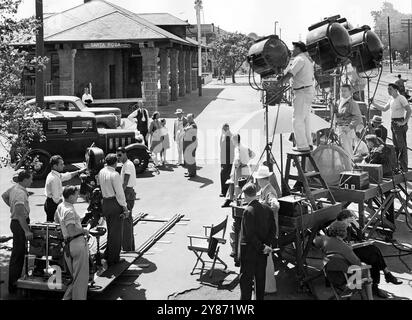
[89,252,139,293]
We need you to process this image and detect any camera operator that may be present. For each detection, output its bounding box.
[98,154,129,267]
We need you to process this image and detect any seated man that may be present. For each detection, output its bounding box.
[337,210,402,298]
[370,116,388,143]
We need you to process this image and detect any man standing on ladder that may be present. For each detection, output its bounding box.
[279,41,315,152]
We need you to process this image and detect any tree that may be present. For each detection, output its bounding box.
[0,0,47,168]
[371,2,410,59]
[211,32,254,83]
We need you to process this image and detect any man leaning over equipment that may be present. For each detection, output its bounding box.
[55,186,89,300]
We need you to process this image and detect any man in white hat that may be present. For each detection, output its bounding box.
[253,165,280,236]
[173,109,188,166]
[253,165,280,295]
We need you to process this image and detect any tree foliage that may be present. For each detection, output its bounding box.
[371,2,410,59]
[211,32,254,83]
[0,0,47,168]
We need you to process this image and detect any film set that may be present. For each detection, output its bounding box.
[1,0,412,309]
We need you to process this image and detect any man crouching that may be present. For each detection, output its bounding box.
[55,186,89,300]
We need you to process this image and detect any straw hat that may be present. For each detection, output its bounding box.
[175,109,184,115]
[253,165,273,180]
[371,115,383,125]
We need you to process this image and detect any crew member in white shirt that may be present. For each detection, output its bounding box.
[44,155,85,222]
[371,83,412,171]
[82,87,94,104]
[280,41,315,152]
[98,154,129,266]
[117,147,136,252]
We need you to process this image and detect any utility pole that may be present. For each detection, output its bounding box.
[279,28,282,40]
[274,21,278,36]
[402,18,411,69]
[195,0,203,96]
[35,0,44,108]
[388,16,393,73]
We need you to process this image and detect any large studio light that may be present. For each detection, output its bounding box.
[306,15,352,71]
[247,35,290,78]
[348,26,384,73]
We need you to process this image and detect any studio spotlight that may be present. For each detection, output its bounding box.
[247,35,291,78]
[306,15,352,71]
[349,26,384,73]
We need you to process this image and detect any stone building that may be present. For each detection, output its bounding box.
[20,0,203,111]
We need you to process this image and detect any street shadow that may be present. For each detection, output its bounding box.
[156,88,225,118]
[188,175,214,189]
[198,269,239,291]
[157,164,175,172]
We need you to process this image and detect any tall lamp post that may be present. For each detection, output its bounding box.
[195,0,203,96]
[35,0,44,108]
[274,21,279,36]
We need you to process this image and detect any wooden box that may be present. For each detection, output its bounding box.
[339,171,370,190]
[356,164,383,184]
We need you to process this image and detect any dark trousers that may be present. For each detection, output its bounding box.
[354,245,387,285]
[44,197,58,222]
[391,123,408,172]
[139,129,148,146]
[9,219,29,291]
[184,147,197,176]
[103,198,123,266]
[122,188,136,252]
[220,164,232,195]
[239,245,267,300]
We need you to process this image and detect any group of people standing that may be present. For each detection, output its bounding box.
[3,149,138,300]
[128,101,198,178]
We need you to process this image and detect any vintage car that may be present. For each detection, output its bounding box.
[25,96,122,129]
[15,111,151,179]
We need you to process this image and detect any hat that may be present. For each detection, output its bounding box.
[175,109,184,115]
[371,115,383,124]
[292,41,307,53]
[328,221,348,234]
[253,165,273,180]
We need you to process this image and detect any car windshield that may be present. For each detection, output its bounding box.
[74,99,87,111]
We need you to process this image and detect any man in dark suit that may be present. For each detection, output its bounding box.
[128,100,150,146]
[239,183,276,300]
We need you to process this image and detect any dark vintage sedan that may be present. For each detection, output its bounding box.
[25,96,122,129]
[15,111,151,179]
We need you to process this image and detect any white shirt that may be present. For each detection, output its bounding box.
[354,140,369,157]
[121,159,136,188]
[287,53,315,89]
[54,201,82,240]
[386,95,409,119]
[45,170,74,204]
[82,93,94,103]
[98,166,127,207]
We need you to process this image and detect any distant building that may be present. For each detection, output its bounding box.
[17,0,205,111]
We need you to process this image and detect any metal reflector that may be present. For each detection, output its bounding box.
[307,15,352,71]
[247,35,290,78]
[349,26,384,73]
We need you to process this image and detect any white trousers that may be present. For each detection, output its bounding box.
[63,237,89,300]
[293,88,315,149]
[176,134,184,164]
[337,126,355,159]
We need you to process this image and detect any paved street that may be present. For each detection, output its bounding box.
[1,75,412,300]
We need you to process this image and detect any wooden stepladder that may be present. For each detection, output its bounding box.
[284,151,336,208]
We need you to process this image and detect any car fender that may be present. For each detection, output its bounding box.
[15,149,51,171]
[125,144,151,159]
[94,114,117,128]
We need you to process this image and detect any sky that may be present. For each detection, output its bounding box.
[16,0,412,45]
